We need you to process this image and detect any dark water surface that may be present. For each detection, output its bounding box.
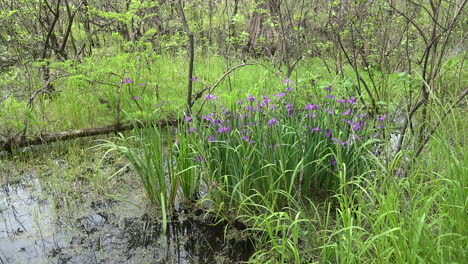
[0,169,253,264]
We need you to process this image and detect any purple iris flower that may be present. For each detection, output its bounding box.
[353,121,364,131]
[188,127,197,134]
[207,135,216,142]
[324,85,332,92]
[268,118,279,126]
[190,76,199,82]
[133,96,141,100]
[342,109,351,116]
[246,106,255,112]
[311,127,322,133]
[202,113,214,122]
[326,129,332,138]
[206,94,218,100]
[331,159,338,171]
[275,92,286,99]
[184,115,193,122]
[217,126,231,133]
[324,108,334,114]
[263,96,272,103]
[342,119,353,124]
[327,94,336,99]
[286,103,294,117]
[237,100,243,106]
[285,86,294,92]
[120,77,134,84]
[283,78,292,84]
[346,97,357,105]
[194,154,206,163]
[377,115,387,122]
[246,94,255,102]
[305,104,320,110]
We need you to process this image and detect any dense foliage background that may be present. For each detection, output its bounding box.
[1,0,466,139]
[0,0,466,263]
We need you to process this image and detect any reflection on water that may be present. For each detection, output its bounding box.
[0,177,68,263]
[0,175,253,263]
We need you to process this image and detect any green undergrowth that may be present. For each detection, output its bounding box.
[241,114,467,263]
[1,52,447,140]
[98,81,466,263]
[325,132,466,263]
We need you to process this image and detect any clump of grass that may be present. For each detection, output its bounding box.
[188,83,380,214]
[99,123,175,232]
[315,122,467,263]
[106,81,381,259]
[172,128,200,202]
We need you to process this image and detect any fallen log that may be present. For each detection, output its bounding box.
[0,119,178,152]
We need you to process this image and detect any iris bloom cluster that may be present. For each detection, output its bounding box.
[181,83,383,175]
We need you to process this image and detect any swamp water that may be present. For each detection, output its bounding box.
[0,142,253,263]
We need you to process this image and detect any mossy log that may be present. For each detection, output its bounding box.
[0,119,178,152]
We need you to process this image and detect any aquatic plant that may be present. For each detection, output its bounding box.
[103,79,382,220]
[99,123,174,232]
